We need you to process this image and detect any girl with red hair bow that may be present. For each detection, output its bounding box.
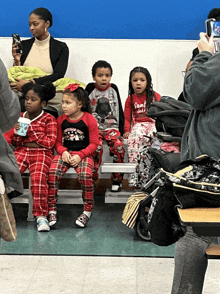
[47,84,99,228]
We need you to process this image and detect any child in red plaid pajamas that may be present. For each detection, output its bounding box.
[47,84,99,228]
[4,81,57,232]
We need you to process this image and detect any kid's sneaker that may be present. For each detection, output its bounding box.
[111,181,122,192]
[75,213,90,228]
[48,213,57,227]
[37,217,50,232]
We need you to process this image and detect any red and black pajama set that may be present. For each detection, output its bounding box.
[85,83,125,183]
[48,112,99,212]
[4,111,57,217]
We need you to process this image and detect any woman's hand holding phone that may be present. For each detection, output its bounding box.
[197,33,214,54]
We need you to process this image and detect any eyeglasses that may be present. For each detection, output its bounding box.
[181,71,186,77]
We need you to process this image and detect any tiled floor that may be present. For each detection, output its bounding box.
[0,203,175,257]
[1,255,220,293]
[1,203,220,293]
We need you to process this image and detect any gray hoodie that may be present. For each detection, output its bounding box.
[181,51,220,162]
[0,58,23,193]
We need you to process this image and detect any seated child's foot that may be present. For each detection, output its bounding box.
[111,181,122,192]
[37,216,50,232]
[75,211,92,228]
[48,212,57,227]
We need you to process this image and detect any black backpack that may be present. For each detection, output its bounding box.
[147,96,192,138]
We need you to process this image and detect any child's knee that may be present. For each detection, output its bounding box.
[78,169,93,182]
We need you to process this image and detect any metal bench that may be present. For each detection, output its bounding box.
[100,162,136,203]
[10,142,134,219]
[11,168,82,221]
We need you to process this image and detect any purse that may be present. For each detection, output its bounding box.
[0,175,17,242]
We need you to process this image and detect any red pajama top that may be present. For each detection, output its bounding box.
[55,112,99,160]
[4,111,57,151]
[124,92,161,133]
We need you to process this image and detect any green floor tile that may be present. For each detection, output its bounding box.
[0,202,175,257]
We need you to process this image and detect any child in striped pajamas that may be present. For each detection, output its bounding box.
[47,84,99,228]
[4,81,57,232]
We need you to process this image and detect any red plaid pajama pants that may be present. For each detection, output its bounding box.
[14,147,53,217]
[48,153,95,212]
[93,129,125,182]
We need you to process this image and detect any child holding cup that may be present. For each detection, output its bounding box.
[4,81,57,232]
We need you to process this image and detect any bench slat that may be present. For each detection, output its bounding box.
[101,163,136,173]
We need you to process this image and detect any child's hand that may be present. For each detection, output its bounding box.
[70,154,81,167]
[14,122,20,133]
[62,151,71,163]
[123,132,130,139]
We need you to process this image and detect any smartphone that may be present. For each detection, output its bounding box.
[12,33,23,54]
[206,19,220,38]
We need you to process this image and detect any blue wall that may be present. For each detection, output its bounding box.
[1,0,219,39]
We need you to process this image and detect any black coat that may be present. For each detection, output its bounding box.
[20,36,69,84]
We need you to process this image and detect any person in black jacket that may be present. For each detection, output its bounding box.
[11,7,69,115]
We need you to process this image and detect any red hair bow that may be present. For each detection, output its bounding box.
[64,83,81,92]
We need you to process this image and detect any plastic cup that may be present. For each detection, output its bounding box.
[16,117,31,136]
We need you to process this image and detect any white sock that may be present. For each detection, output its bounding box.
[49,211,57,214]
[37,216,47,221]
[84,211,92,218]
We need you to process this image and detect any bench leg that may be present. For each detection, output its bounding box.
[27,180,35,222]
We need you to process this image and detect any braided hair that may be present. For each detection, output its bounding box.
[128,66,155,111]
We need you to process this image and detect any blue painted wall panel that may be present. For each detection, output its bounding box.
[0,1,219,39]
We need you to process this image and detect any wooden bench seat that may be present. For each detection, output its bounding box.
[177,207,220,258]
[206,244,220,259]
[177,207,220,236]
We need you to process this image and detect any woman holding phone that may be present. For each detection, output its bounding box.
[11,7,69,115]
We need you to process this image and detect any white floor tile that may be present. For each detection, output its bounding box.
[0,255,220,294]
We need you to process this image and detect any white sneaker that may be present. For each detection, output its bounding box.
[75,213,90,228]
[37,217,50,232]
[111,181,122,192]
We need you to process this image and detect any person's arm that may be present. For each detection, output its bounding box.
[30,116,57,149]
[0,59,21,132]
[183,33,220,111]
[77,115,99,160]
[34,41,69,84]
[123,95,132,134]
[55,116,68,154]
[111,84,124,136]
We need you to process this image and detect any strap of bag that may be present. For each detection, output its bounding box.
[0,176,17,242]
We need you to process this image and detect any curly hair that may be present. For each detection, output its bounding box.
[22,81,56,103]
[92,60,113,77]
[208,8,220,21]
[63,87,92,113]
